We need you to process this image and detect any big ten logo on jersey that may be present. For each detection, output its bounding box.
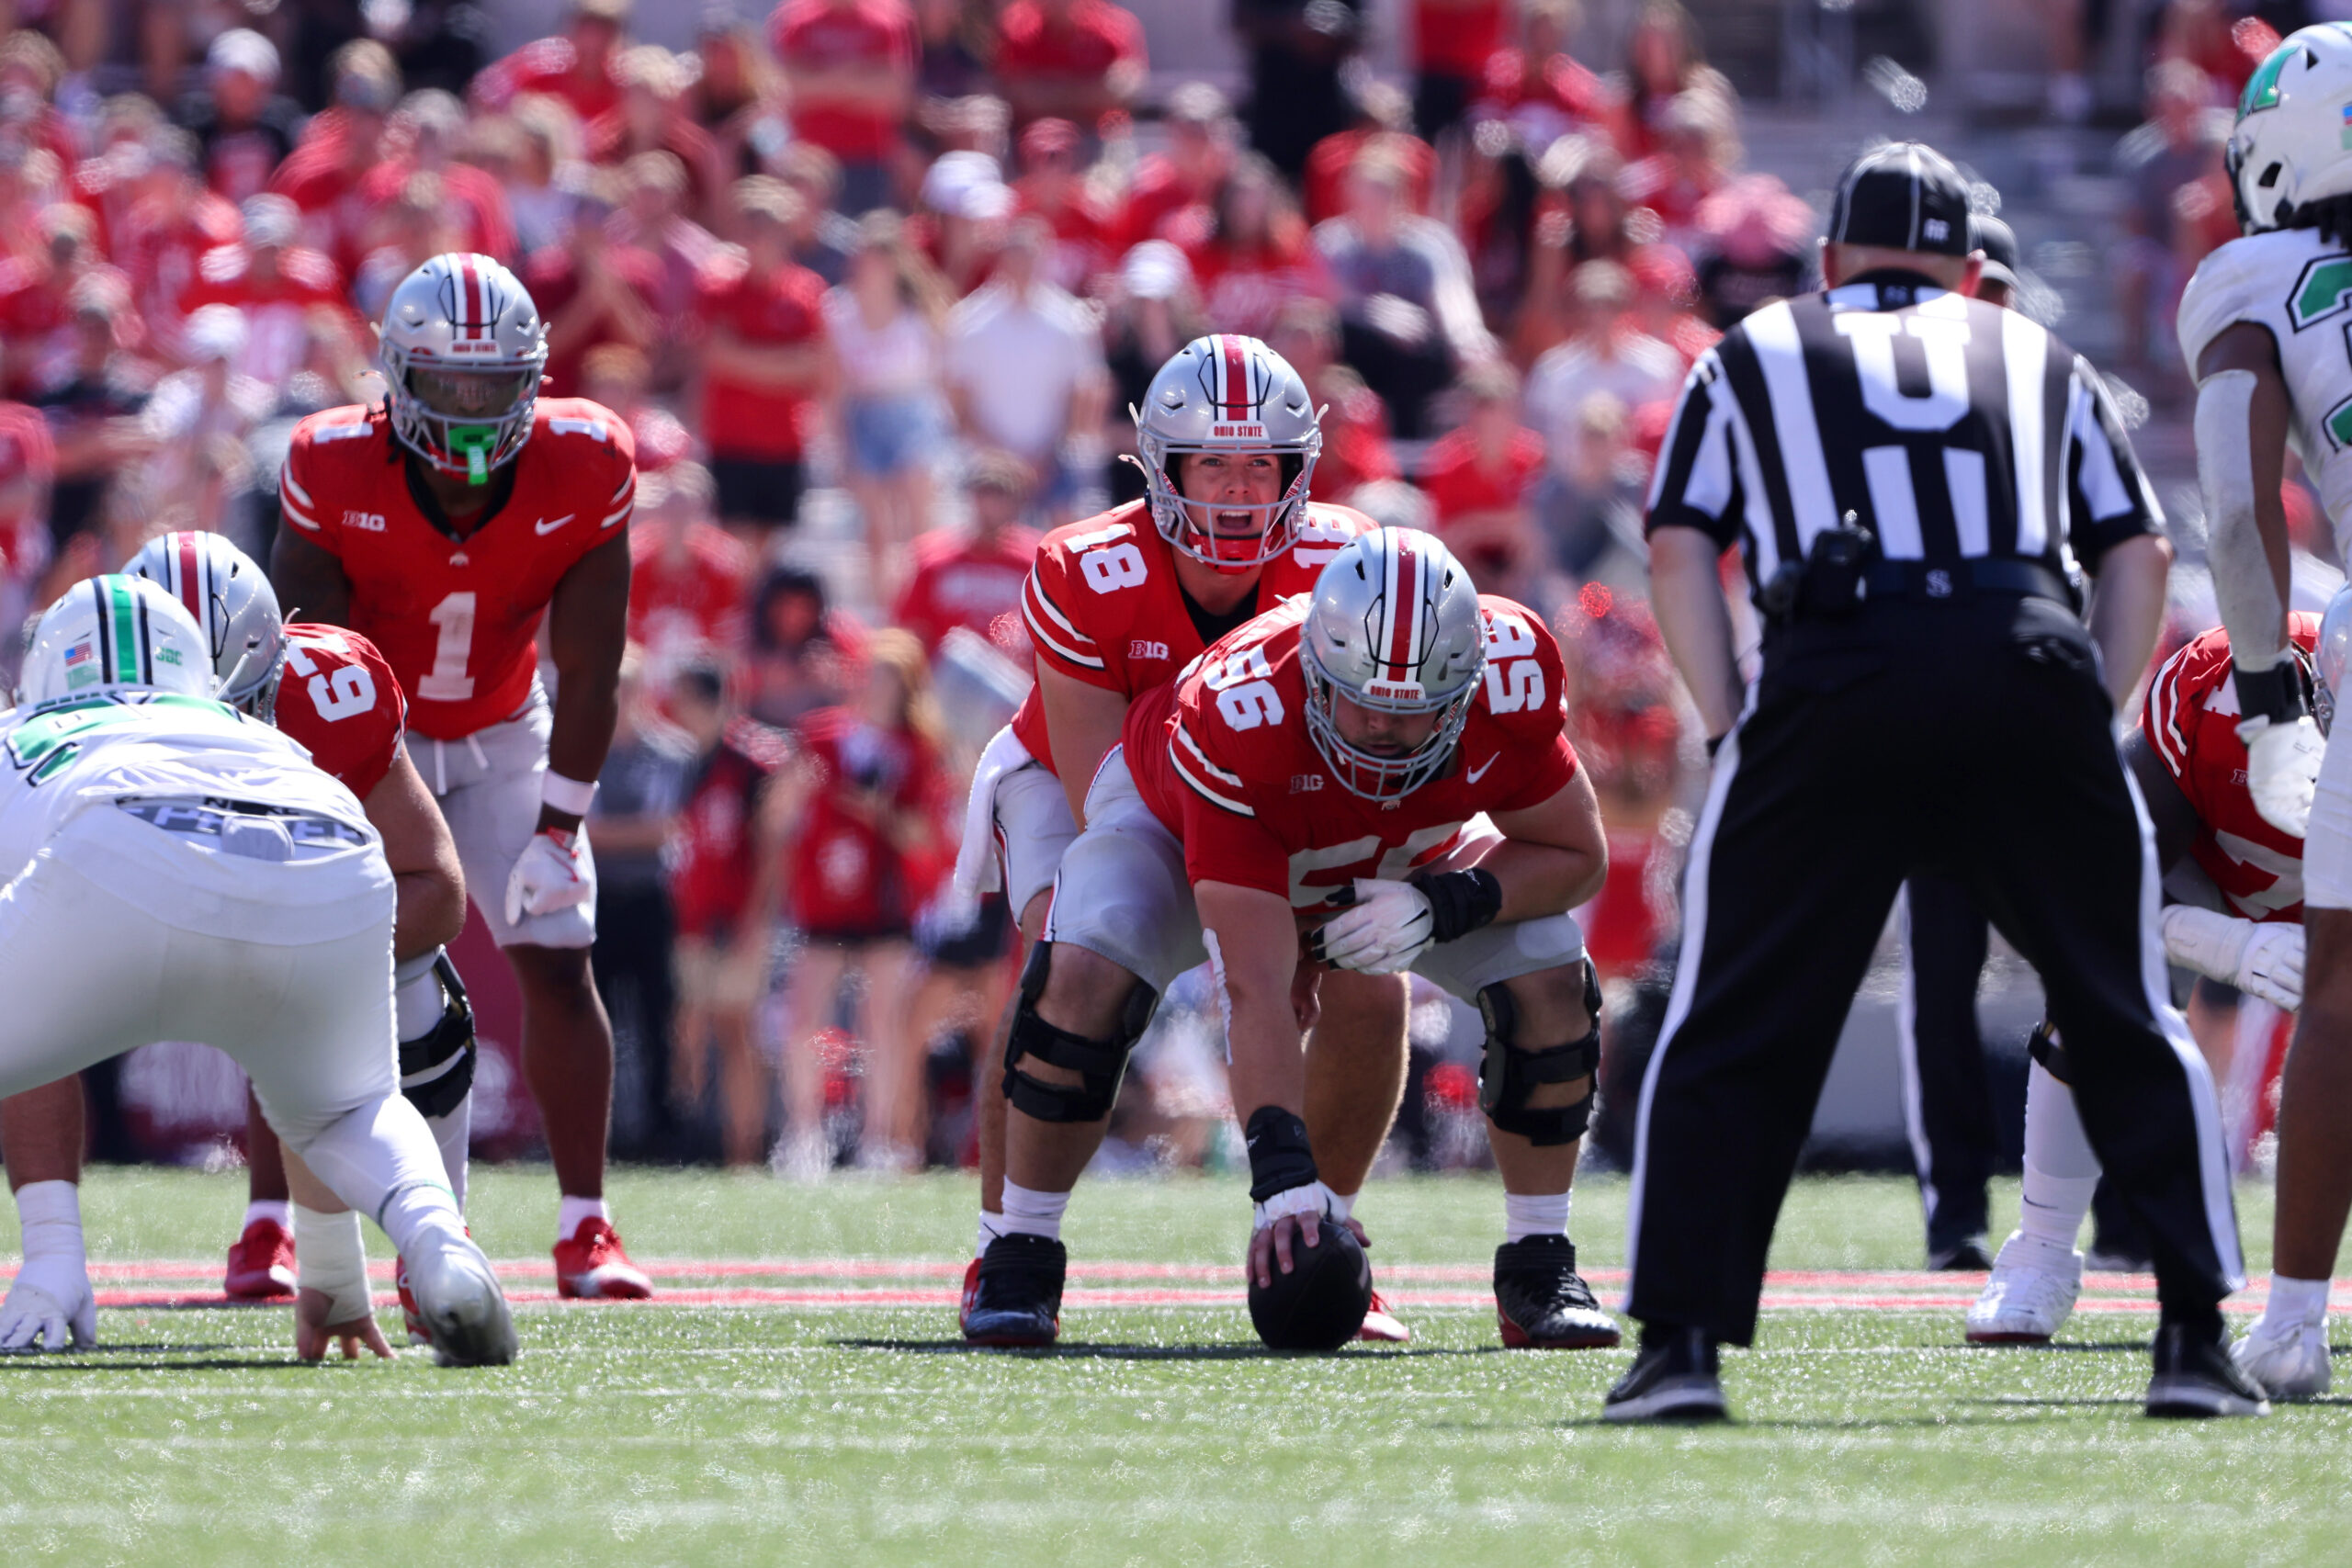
[343,511,387,532]
[1293,515,1356,564]
[287,632,378,720]
[1204,644,1283,729]
[1130,639,1170,660]
[1286,824,1462,908]
[1482,608,1546,714]
[548,416,611,443]
[1069,522,1146,594]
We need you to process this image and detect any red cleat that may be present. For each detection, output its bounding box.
[395,1255,430,1346]
[1356,1289,1411,1344]
[554,1218,653,1300]
[223,1218,297,1300]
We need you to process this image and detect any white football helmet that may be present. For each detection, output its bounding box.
[1134,334,1322,574]
[2316,585,2352,737]
[1301,528,1487,801]
[379,252,548,485]
[2229,24,2352,232]
[19,575,214,707]
[121,531,285,714]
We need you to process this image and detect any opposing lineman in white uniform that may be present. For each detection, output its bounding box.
[2178,21,2352,1398]
[0,575,513,1364]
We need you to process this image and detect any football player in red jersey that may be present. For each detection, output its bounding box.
[963,527,1623,1352]
[948,334,1413,1337]
[0,532,477,1359]
[1966,606,2333,1350]
[269,253,652,1300]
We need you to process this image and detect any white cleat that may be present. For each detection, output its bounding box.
[2231,1315,2332,1401]
[0,1263,95,1353]
[1965,1231,2083,1344]
[404,1226,516,1367]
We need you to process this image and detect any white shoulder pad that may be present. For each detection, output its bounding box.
[2177,236,2271,376]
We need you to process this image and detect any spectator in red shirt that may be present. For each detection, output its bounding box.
[1303,82,1438,225]
[0,206,118,398]
[1012,118,1115,293]
[612,152,729,370]
[0,381,56,600]
[629,463,755,685]
[690,17,786,182]
[269,40,403,281]
[1117,82,1237,247]
[697,175,831,536]
[0,31,81,183]
[993,0,1148,132]
[770,0,920,216]
[1619,0,1735,161]
[1473,0,1624,155]
[890,450,1042,660]
[473,0,632,127]
[526,176,662,400]
[587,45,727,225]
[177,28,305,208]
[581,342,694,472]
[1615,89,1732,254]
[1181,152,1336,340]
[1419,360,1545,593]
[349,168,471,323]
[178,195,358,391]
[1409,0,1509,140]
[1266,295,1399,504]
[116,127,243,364]
[356,91,518,265]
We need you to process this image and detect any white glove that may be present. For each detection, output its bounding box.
[1309,878,1434,974]
[504,827,594,926]
[2239,714,2324,839]
[0,1257,94,1353]
[2160,905,2306,1010]
[1251,1179,1338,1232]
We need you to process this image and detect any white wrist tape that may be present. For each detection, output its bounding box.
[1252,1179,1337,1232]
[541,770,597,817]
[293,1204,373,1329]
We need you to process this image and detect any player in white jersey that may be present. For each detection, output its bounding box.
[2178,21,2352,1397]
[0,575,513,1364]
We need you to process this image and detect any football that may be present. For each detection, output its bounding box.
[1246,1221,1373,1351]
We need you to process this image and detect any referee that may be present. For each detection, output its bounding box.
[1611,142,2259,1422]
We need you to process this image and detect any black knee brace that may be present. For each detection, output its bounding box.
[1476,964,1602,1146]
[2027,1019,2072,1086]
[1001,942,1158,1123]
[399,951,477,1120]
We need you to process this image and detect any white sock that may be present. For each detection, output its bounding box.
[2263,1274,2331,1330]
[2018,1061,2098,1251]
[288,1094,460,1254]
[242,1199,291,1232]
[291,1204,370,1327]
[429,1094,471,1211]
[394,953,445,1042]
[1503,1190,1572,1243]
[1327,1190,1356,1223]
[1000,1181,1069,1242]
[557,1195,611,1242]
[977,1211,1009,1258]
[16,1179,84,1270]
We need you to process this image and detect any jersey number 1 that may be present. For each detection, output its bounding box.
[417,592,476,702]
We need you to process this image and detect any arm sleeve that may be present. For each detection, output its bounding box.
[1642,352,1743,548]
[2064,360,2165,568]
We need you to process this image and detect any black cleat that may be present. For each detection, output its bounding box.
[960,1234,1067,1348]
[2145,1323,2270,1418]
[1494,1235,1621,1348]
[1927,1236,1995,1272]
[1603,1325,1729,1424]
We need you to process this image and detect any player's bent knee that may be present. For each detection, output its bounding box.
[1478,964,1602,1147]
[1003,942,1157,1123]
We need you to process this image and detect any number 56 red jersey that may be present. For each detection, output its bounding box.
[277,398,638,740]
[1125,592,1577,910]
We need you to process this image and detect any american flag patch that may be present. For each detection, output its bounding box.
[63,640,91,667]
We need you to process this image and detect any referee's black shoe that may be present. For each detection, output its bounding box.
[2145,1323,2270,1418]
[960,1234,1065,1348]
[1603,1325,1728,1423]
[1494,1235,1621,1348]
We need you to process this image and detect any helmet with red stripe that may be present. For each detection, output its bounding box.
[1134,334,1322,574]
[1301,527,1486,801]
[379,252,548,486]
[122,531,286,716]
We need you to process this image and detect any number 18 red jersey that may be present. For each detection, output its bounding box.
[277,398,638,740]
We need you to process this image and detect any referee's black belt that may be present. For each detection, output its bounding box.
[1861,558,2076,608]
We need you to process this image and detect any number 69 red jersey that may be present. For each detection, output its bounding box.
[1125,592,1577,910]
[271,622,406,798]
[277,398,638,740]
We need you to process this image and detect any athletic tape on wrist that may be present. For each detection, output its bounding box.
[292,1204,371,1328]
[541,770,597,817]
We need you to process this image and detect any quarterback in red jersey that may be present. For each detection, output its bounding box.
[0,533,477,1359]
[964,528,1620,1353]
[950,335,1407,1332]
[270,253,650,1300]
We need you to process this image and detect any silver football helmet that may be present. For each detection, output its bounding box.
[1302,528,1486,801]
[122,530,286,716]
[2317,586,2352,737]
[19,575,215,707]
[1134,333,1322,574]
[2229,24,2352,232]
[379,252,548,485]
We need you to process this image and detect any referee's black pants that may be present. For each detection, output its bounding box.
[1898,874,1998,1256]
[1626,595,2242,1346]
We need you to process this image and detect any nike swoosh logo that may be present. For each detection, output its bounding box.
[534,513,576,536]
[1466,754,1498,784]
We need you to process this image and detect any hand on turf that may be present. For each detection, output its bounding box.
[504,827,594,925]
[295,1287,394,1362]
[2239,715,2324,838]
[1308,879,1434,975]
[0,1259,94,1353]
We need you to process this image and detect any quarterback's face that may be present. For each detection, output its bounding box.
[408,366,532,421]
[1176,450,1283,542]
[1330,690,1440,756]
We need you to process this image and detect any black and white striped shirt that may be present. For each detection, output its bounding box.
[1644,273,2162,595]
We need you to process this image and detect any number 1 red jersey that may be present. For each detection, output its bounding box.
[1125,593,1577,910]
[1010,498,1371,775]
[2141,615,2317,924]
[271,622,405,798]
[277,398,638,740]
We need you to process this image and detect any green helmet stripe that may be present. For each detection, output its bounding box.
[2241,41,2292,119]
[107,577,144,685]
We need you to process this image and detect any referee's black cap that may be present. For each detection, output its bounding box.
[1970,213,2020,289]
[1826,142,1973,257]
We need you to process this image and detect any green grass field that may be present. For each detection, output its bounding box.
[2,1167,2343,1565]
